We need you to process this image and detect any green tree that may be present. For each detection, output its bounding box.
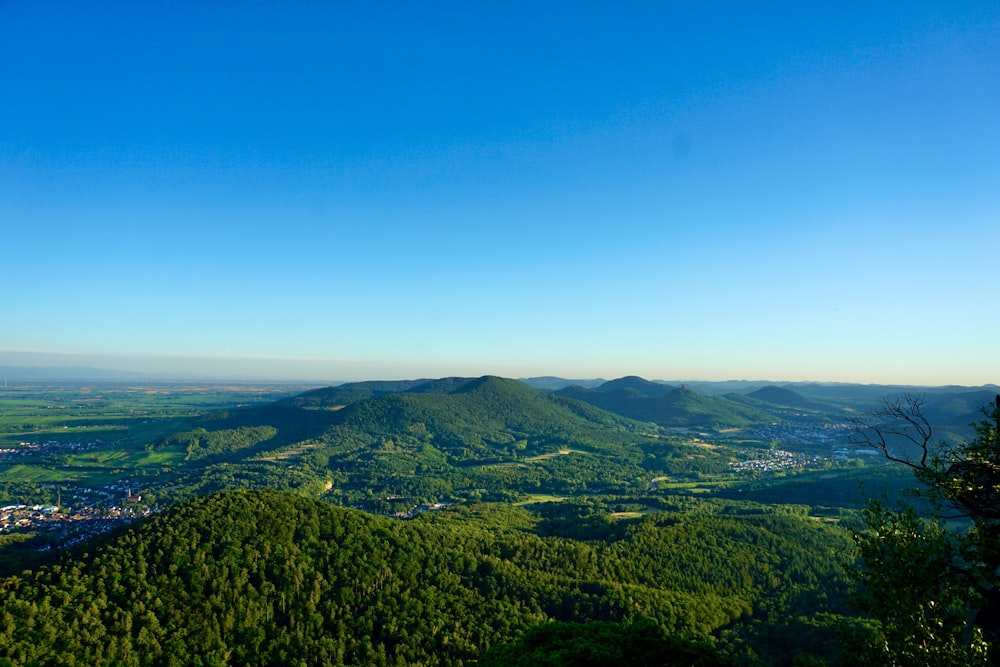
[849,394,1000,665]
[478,620,736,667]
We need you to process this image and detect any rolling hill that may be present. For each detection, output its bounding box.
[144,376,997,509]
[556,378,775,428]
[720,385,851,422]
[150,376,707,505]
[282,378,439,409]
[745,385,815,409]
[330,375,645,450]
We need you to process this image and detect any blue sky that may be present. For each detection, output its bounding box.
[2,1,998,384]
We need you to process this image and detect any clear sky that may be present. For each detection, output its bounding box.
[2,1,998,385]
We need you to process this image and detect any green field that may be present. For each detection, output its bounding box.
[0,464,77,484]
[0,382,312,504]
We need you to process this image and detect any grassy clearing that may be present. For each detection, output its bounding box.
[522,448,584,462]
[514,494,567,505]
[63,450,130,466]
[0,464,77,483]
[656,479,731,493]
[610,506,661,518]
[131,448,186,466]
[256,442,324,462]
[684,439,721,449]
[62,446,186,471]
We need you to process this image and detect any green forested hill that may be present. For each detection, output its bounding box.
[307,375,676,502]
[592,375,677,396]
[155,376,703,505]
[230,376,647,447]
[556,379,775,428]
[0,489,853,666]
[722,386,847,422]
[333,376,645,454]
[745,386,817,409]
[921,388,1000,427]
[283,378,470,410]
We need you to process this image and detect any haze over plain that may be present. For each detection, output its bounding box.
[2,2,998,384]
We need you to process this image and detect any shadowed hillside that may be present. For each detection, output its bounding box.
[557,378,775,428]
[746,386,814,409]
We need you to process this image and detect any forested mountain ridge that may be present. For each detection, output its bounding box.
[332,376,646,448]
[283,377,479,410]
[0,489,854,666]
[300,375,678,502]
[745,386,819,410]
[556,379,775,428]
[919,388,1000,426]
[719,386,850,423]
[152,376,692,505]
[136,375,994,509]
[284,379,428,409]
[590,375,677,396]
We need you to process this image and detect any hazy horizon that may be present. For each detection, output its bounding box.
[3,2,998,388]
[1,348,995,388]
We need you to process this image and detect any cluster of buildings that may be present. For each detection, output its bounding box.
[1,484,152,549]
[743,423,854,448]
[1,504,61,531]
[0,439,102,462]
[393,501,453,519]
[729,448,824,473]
[0,442,42,459]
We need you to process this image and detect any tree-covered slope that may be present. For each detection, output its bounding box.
[228,376,651,461]
[333,376,647,455]
[281,379,436,410]
[745,386,815,409]
[557,379,775,428]
[593,375,677,397]
[145,376,724,505]
[721,385,849,422]
[922,388,1000,428]
[284,377,488,411]
[300,376,679,501]
[0,489,854,666]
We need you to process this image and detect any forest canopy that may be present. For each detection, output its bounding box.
[0,489,853,666]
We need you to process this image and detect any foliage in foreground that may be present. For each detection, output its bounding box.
[848,394,1000,665]
[0,489,852,665]
[478,620,736,667]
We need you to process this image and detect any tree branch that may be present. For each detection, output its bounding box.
[850,393,935,470]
